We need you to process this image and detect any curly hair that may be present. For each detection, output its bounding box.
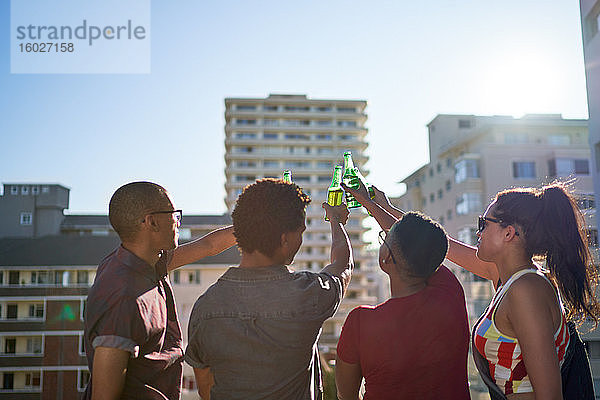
[232,178,311,257]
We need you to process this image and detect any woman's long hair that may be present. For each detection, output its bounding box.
[492,182,600,325]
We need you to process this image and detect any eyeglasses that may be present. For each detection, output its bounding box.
[146,210,183,223]
[477,215,519,236]
[378,230,397,264]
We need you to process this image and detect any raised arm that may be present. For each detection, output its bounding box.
[342,182,498,282]
[447,238,499,282]
[168,226,236,271]
[321,203,353,292]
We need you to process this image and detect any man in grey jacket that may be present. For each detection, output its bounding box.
[185,178,353,400]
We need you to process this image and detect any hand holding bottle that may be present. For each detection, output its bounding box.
[322,203,349,225]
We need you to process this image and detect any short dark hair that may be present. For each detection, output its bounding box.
[388,212,448,279]
[232,179,311,257]
[109,181,171,241]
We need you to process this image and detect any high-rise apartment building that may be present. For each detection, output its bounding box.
[223,94,380,351]
[393,114,600,396]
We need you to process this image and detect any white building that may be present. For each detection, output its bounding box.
[223,94,381,353]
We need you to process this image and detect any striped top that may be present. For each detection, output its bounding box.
[473,269,570,395]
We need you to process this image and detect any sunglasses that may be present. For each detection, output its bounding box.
[145,209,183,223]
[378,230,397,264]
[477,215,519,236]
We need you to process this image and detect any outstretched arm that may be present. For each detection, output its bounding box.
[321,203,353,292]
[342,182,498,281]
[168,226,236,272]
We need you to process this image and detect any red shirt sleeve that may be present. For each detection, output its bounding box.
[336,307,361,364]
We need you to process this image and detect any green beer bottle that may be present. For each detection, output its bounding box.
[325,166,344,221]
[342,151,361,208]
[354,167,375,199]
[282,170,292,183]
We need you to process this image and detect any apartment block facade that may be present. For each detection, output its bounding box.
[0,183,240,399]
[223,94,381,351]
[393,114,600,396]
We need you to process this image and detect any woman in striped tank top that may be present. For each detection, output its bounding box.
[446,183,600,399]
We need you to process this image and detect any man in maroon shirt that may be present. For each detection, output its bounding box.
[83,181,235,400]
[336,183,470,400]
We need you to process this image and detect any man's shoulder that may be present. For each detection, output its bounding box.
[88,255,140,304]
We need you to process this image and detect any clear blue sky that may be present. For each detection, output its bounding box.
[0,0,589,214]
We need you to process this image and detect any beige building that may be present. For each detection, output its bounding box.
[393,114,598,397]
[223,94,381,354]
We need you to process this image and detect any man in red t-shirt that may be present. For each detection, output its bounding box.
[336,183,470,400]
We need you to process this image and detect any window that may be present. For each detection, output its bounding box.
[263,119,278,126]
[317,161,333,169]
[31,186,39,195]
[316,106,332,112]
[263,133,278,139]
[316,120,332,126]
[429,169,433,177]
[456,193,482,216]
[317,176,331,182]
[41,186,49,193]
[458,119,472,129]
[264,105,278,111]
[294,176,311,183]
[173,270,180,284]
[316,134,332,140]
[263,161,279,168]
[20,212,33,225]
[195,270,201,284]
[317,148,332,155]
[587,340,600,359]
[9,271,19,285]
[284,106,309,112]
[437,190,443,200]
[337,107,356,113]
[31,271,49,285]
[26,337,42,354]
[337,120,357,127]
[233,146,254,153]
[234,161,257,168]
[446,180,451,191]
[548,134,571,146]
[235,175,256,182]
[22,371,42,388]
[447,210,452,220]
[21,186,29,195]
[505,133,528,144]
[284,134,310,140]
[235,119,256,125]
[3,372,14,389]
[4,338,16,354]
[7,304,17,319]
[455,159,480,183]
[285,161,310,168]
[29,304,44,318]
[79,370,90,391]
[284,119,310,126]
[234,132,256,139]
[429,193,435,203]
[339,134,355,141]
[513,161,536,179]
[236,105,256,111]
[549,158,590,177]
[10,186,18,195]
[77,271,89,285]
[436,163,441,173]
